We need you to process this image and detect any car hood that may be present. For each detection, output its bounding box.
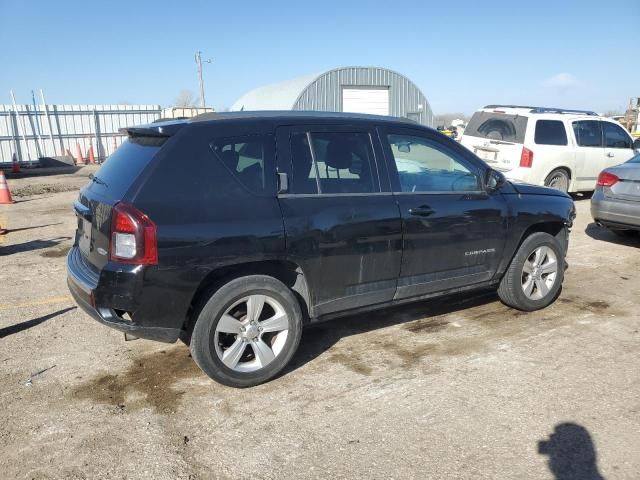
[508,181,571,198]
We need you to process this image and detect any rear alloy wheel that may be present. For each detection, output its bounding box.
[190,275,303,387]
[498,232,564,311]
[544,169,570,193]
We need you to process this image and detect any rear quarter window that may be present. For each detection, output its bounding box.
[210,135,275,196]
[534,120,568,146]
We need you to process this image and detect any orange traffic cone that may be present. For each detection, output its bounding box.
[87,144,96,164]
[0,171,15,204]
[75,143,84,165]
[11,153,20,174]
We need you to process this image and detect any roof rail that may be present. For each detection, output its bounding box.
[528,107,597,116]
[483,105,598,116]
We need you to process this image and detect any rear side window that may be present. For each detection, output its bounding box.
[289,131,377,194]
[603,122,632,149]
[210,135,274,195]
[464,112,528,143]
[86,137,163,198]
[572,121,603,147]
[534,120,568,145]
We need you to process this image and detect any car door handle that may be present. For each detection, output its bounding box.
[606,152,615,158]
[409,206,435,217]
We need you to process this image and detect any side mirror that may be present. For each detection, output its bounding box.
[633,138,640,152]
[485,169,506,192]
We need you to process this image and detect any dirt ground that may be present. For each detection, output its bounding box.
[0,166,638,479]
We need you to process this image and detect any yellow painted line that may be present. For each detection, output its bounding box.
[0,295,73,311]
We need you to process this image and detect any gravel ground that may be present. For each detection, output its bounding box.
[0,171,638,479]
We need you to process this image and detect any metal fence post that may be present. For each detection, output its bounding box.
[93,109,102,161]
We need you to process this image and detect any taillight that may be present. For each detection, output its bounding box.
[520,147,534,168]
[109,203,158,265]
[596,171,619,187]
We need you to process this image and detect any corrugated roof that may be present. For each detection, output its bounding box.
[230,73,320,111]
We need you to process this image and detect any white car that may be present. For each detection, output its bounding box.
[460,105,637,192]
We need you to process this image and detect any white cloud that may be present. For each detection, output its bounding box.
[542,73,579,92]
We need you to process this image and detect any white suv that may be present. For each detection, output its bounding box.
[460,105,637,192]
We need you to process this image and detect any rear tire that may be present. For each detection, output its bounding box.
[190,275,303,388]
[544,169,570,193]
[498,232,564,311]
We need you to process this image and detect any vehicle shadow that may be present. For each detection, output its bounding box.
[0,237,71,256]
[538,423,605,479]
[0,307,77,338]
[2,222,63,233]
[584,222,640,247]
[570,191,593,202]
[285,289,498,374]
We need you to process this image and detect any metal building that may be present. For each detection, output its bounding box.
[230,66,433,126]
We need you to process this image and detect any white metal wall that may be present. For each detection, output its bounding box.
[0,104,162,164]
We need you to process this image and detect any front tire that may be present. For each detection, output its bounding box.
[190,275,303,387]
[498,232,564,311]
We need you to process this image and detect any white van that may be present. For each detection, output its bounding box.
[460,105,637,192]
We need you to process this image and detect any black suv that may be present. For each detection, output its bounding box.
[68,112,575,387]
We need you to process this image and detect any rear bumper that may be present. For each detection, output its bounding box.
[591,191,640,230]
[66,246,181,343]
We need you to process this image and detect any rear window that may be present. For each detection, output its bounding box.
[464,111,528,144]
[534,120,568,145]
[86,137,162,198]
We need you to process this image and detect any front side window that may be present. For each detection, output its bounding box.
[534,120,568,145]
[603,122,632,149]
[289,131,376,194]
[387,134,481,193]
[572,121,603,147]
[210,135,273,195]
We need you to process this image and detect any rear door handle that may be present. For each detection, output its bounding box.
[409,205,435,217]
[606,152,615,158]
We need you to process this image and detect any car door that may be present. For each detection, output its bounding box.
[571,120,606,190]
[379,126,508,300]
[603,121,635,167]
[276,124,403,317]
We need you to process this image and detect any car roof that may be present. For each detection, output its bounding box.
[477,105,601,118]
[189,110,420,126]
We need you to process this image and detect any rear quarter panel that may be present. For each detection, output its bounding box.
[130,124,285,329]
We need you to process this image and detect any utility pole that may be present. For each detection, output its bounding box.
[195,51,212,108]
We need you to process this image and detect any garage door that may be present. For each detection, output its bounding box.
[342,87,390,116]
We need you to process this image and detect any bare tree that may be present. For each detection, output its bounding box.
[174,89,196,107]
[434,113,469,127]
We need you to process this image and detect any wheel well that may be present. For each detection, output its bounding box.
[545,166,572,181]
[518,221,566,250]
[182,260,311,335]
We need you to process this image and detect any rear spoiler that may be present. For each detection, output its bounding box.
[119,122,186,138]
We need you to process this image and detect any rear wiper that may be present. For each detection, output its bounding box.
[88,173,108,187]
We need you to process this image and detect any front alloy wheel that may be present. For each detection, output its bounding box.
[521,246,558,300]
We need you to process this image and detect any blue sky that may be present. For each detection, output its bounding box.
[1,0,638,115]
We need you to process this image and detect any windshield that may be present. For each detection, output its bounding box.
[464,111,528,143]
